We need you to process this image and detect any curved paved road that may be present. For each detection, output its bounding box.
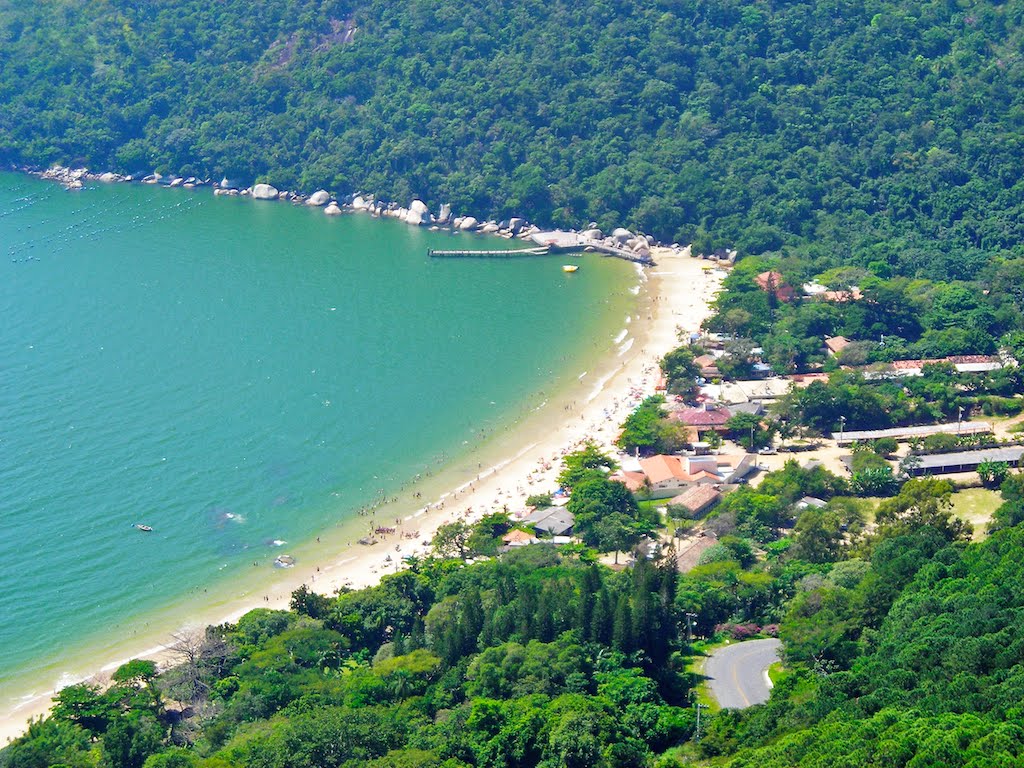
[705,638,782,709]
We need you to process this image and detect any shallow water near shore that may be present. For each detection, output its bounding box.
[0,173,637,715]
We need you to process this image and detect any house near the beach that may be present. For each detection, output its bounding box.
[610,452,754,498]
[667,485,722,518]
[502,529,538,547]
[754,270,795,302]
[523,507,575,536]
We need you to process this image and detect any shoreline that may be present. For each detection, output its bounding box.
[0,246,722,746]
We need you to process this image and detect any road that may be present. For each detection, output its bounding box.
[704,638,782,709]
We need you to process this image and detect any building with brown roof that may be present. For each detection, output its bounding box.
[667,485,722,518]
[612,453,755,498]
[672,404,733,431]
[502,529,538,547]
[824,336,851,356]
[754,271,795,302]
[693,354,721,378]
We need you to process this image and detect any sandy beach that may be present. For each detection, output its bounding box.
[0,247,723,745]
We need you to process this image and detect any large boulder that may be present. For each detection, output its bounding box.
[581,228,603,240]
[252,183,279,200]
[459,216,479,231]
[305,191,332,206]
[507,217,525,234]
[480,222,500,233]
[323,202,343,215]
[405,208,426,226]
[98,172,120,183]
[352,195,371,210]
[409,199,429,217]
[437,203,452,223]
[611,227,633,244]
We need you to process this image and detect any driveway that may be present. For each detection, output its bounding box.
[704,638,782,709]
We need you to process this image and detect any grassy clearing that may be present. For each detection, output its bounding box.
[950,487,1001,540]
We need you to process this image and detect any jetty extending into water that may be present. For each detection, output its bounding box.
[427,235,655,266]
[427,246,550,257]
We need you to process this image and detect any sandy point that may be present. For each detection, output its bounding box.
[0,247,723,746]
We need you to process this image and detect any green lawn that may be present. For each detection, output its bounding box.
[950,487,1002,540]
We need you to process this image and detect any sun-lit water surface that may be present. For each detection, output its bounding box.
[0,174,636,708]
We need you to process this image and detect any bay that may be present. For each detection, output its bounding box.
[0,174,636,709]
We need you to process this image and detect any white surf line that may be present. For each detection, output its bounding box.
[587,367,622,403]
[618,338,635,356]
[613,328,628,344]
[424,441,542,511]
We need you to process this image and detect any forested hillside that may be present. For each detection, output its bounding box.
[2,0,1023,273]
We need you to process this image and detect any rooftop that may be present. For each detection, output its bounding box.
[832,421,994,445]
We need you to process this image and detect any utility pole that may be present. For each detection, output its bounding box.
[694,699,709,741]
[838,415,846,445]
[685,612,697,644]
[958,405,965,436]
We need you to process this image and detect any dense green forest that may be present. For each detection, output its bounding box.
[2,0,1024,273]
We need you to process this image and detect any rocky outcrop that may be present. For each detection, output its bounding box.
[458,216,479,231]
[581,228,603,240]
[323,202,343,215]
[251,183,279,200]
[611,227,633,244]
[437,203,451,224]
[306,190,331,206]
[352,195,372,211]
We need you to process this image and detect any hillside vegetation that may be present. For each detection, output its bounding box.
[1,0,1024,272]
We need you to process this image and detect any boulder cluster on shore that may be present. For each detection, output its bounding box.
[28,165,736,264]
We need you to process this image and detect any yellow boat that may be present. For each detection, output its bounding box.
[562,264,579,273]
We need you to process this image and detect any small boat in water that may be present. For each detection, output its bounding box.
[134,523,153,532]
[562,264,579,273]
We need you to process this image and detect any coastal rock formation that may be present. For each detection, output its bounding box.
[459,216,479,231]
[582,228,603,240]
[507,217,525,234]
[611,227,633,244]
[251,183,279,200]
[480,222,500,234]
[437,203,451,223]
[98,172,120,183]
[405,208,426,226]
[352,195,371,211]
[306,190,331,206]
[409,199,429,217]
[324,202,342,215]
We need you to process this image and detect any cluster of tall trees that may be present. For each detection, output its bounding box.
[2,0,1024,266]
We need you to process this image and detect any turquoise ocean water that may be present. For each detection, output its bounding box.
[0,174,637,713]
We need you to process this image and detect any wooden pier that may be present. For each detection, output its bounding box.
[427,246,550,258]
